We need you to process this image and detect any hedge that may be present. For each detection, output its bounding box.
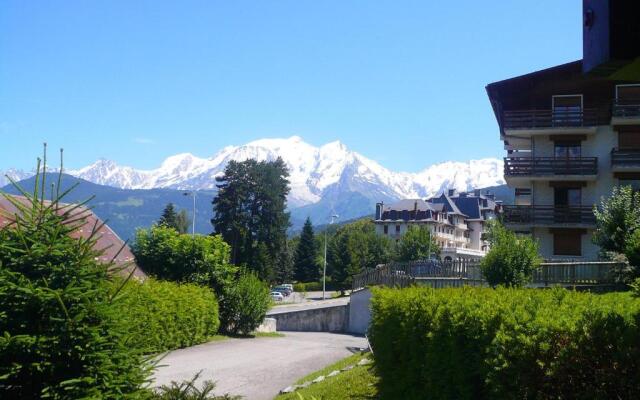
[369,286,640,400]
[293,281,337,292]
[113,279,220,353]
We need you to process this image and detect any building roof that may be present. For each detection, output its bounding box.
[0,195,146,279]
[428,194,467,217]
[381,199,436,213]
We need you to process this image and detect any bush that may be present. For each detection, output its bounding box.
[481,221,541,287]
[395,225,440,261]
[369,286,640,400]
[594,185,640,254]
[293,281,336,292]
[113,279,220,353]
[133,225,237,294]
[219,272,271,335]
[0,175,147,397]
[625,229,640,268]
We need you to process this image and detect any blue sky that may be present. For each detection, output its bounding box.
[0,1,582,172]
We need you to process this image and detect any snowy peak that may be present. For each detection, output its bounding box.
[5,137,505,209]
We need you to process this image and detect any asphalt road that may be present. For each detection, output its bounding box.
[152,331,367,400]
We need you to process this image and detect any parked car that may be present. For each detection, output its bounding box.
[272,286,292,296]
[270,291,284,302]
[281,284,294,292]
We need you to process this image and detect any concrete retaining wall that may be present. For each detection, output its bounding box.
[268,305,349,332]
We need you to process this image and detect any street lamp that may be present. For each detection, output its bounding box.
[183,191,196,236]
[323,214,339,300]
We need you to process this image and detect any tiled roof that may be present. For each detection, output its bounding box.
[0,195,146,279]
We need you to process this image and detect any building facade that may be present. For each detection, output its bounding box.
[486,0,640,260]
[374,190,500,260]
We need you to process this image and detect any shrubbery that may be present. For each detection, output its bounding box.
[133,225,237,294]
[219,272,271,335]
[293,281,336,292]
[481,221,541,287]
[0,175,147,398]
[370,286,640,400]
[113,279,220,353]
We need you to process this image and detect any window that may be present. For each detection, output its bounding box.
[553,229,582,256]
[618,127,640,149]
[616,84,640,101]
[554,187,581,206]
[554,141,581,158]
[620,179,640,191]
[395,224,400,233]
[383,225,388,235]
[552,95,583,126]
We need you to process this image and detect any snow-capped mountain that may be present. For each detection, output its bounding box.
[2,136,505,209]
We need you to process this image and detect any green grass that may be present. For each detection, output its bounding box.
[275,352,378,400]
[252,332,285,338]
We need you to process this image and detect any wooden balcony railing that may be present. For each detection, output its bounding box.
[612,99,640,119]
[503,108,608,130]
[502,205,596,225]
[611,148,640,167]
[504,157,598,176]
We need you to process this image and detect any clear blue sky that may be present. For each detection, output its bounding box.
[1,1,582,172]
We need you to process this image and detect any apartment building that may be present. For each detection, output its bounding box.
[486,0,640,260]
[374,190,500,260]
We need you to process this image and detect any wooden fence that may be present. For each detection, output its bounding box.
[352,259,628,291]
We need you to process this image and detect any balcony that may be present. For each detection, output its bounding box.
[502,205,596,227]
[611,148,640,171]
[503,157,598,181]
[503,108,608,136]
[612,99,640,126]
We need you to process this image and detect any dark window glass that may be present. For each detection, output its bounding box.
[553,231,582,256]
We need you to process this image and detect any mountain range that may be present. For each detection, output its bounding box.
[1,136,508,236]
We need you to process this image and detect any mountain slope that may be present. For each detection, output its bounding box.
[64,136,505,206]
[1,173,216,241]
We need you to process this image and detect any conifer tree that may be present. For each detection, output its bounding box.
[158,203,179,230]
[294,217,320,282]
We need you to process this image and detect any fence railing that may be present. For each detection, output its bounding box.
[502,205,596,226]
[612,99,640,119]
[611,148,640,167]
[352,259,627,290]
[503,108,608,130]
[504,157,598,176]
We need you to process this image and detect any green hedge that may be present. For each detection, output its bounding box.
[293,281,336,292]
[113,279,220,353]
[370,286,640,399]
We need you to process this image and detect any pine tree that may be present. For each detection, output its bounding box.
[212,158,290,281]
[159,203,179,230]
[294,218,320,282]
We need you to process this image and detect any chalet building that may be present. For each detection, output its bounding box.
[486,0,640,259]
[0,195,146,279]
[374,189,501,260]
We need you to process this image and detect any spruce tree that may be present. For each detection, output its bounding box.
[158,203,179,230]
[294,217,319,282]
[0,151,148,398]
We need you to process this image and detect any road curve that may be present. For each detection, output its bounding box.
[152,331,367,400]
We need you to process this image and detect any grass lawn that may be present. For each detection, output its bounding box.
[275,352,378,400]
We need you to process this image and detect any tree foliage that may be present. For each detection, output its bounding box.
[395,225,440,262]
[218,271,271,335]
[593,185,640,254]
[212,159,290,281]
[328,220,395,290]
[0,159,148,399]
[480,220,541,287]
[294,217,320,282]
[159,203,190,234]
[132,225,237,294]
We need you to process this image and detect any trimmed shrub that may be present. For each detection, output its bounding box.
[219,272,271,335]
[370,286,640,400]
[0,179,147,398]
[113,279,220,353]
[292,281,336,292]
[481,221,541,287]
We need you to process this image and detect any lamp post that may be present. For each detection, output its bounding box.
[323,214,339,300]
[183,191,196,236]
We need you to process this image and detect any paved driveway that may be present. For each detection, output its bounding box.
[152,332,367,400]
